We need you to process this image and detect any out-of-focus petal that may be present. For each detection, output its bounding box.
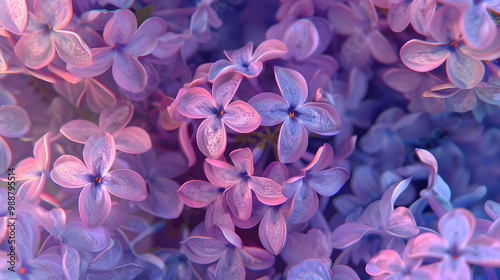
[327,3,360,36]
[60,120,100,143]
[0,105,30,138]
[34,0,72,29]
[52,30,92,67]
[125,17,166,56]
[177,87,216,119]
[212,73,242,108]
[296,102,341,136]
[251,39,288,63]
[440,257,471,280]
[99,104,132,135]
[103,9,136,45]
[438,208,475,250]
[462,5,495,49]
[0,0,28,35]
[140,178,183,219]
[400,40,449,72]
[463,236,500,266]
[83,132,116,176]
[223,101,261,133]
[177,180,221,208]
[282,18,319,61]
[0,138,11,177]
[103,169,147,201]
[62,221,109,252]
[475,81,500,105]
[368,30,398,64]
[15,31,55,69]
[182,236,226,264]
[197,116,226,159]
[112,51,147,93]
[114,126,152,154]
[409,0,435,35]
[249,176,286,205]
[216,248,245,280]
[306,167,349,197]
[443,89,476,112]
[446,49,484,89]
[275,66,308,108]
[278,118,308,163]
[287,259,331,280]
[429,5,461,42]
[385,207,419,237]
[366,249,404,276]
[407,232,447,258]
[51,155,92,188]
[248,92,289,126]
[259,208,286,255]
[79,184,111,228]
[85,78,117,113]
[331,223,378,248]
[388,0,411,32]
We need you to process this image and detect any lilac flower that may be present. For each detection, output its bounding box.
[387,0,436,34]
[208,39,288,81]
[0,0,28,35]
[60,104,152,154]
[249,66,341,163]
[177,74,261,159]
[14,0,93,69]
[407,208,500,280]
[67,9,166,93]
[50,132,147,228]
[284,143,349,223]
[287,258,331,280]
[189,0,223,43]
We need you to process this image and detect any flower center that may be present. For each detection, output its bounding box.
[95,176,102,184]
[220,109,224,117]
[449,42,458,48]
[19,267,26,274]
[47,24,52,30]
[289,111,295,117]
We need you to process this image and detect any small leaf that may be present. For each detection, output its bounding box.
[134,4,154,26]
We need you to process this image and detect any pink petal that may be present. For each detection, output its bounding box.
[51,155,92,188]
[223,101,261,133]
[103,9,136,45]
[52,30,93,67]
[210,225,243,248]
[102,169,146,201]
[251,39,288,63]
[0,105,30,138]
[196,116,226,159]
[182,236,226,264]
[212,73,242,108]
[85,78,117,113]
[282,18,319,61]
[227,180,253,221]
[446,49,484,89]
[463,237,500,266]
[259,208,286,255]
[62,221,109,252]
[462,5,495,49]
[278,118,308,163]
[275,66,308,107]
[224,41,253,65]
[0,0,28,35]
[331,223,378,248]
[327,3,361,36]
[366,249,404,276]
[205,197,234,232]
[66,47,114,78]
[388,0,411,32]
[296,102,341,136]
[247,92,289,126]
[99,104,132,135]
[216,248,245,279]
[83,132,116,176]
[114,126,152,154]
[429,5,461,43]
[229,148,254,175]
[208,59,237,81]
[440,257,471,280]
[15,31,55,69]
[34,0,72,29]
[385,207,419,237]
[409,0,436,35]
[415,148,438,188]
[179,123,197,167]
[112,51,147,93]
[79,184,111,228]
[125,17,167,56]
[307,167,349,196]
[438,208,475,250]
[62,245,80,280]
[177,87,216,119]
[177,180,222,208]
[15,157,38,181]
[60,120,100,143]
[263,161,289,185]
[204,158,242,187]
[288,183,318,223]
[400,40,449,72]
[407,232,447,258]
[368,30,398,64]
[249,176,286,206]
[17,176,45,203]
[239,246,275,270]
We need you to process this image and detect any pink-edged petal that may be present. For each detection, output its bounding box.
[227,180,253,221]
[287,259,331,280]
[259,208,286,255]
[112,51,147,93]
[34,132,51,171]
[15,31,55,69]
[475,81,500,106]
[444,89,476,112]
[114,126,152,154]
[178,180,222,208]
[62,245,80,280]
[423,83,460,98]
[229,148,254,175]
[251,39,288,63]
[85,78,117,113]
[60,120,100,143]
[179,123,197,167]
[438,208,475,250]
[275,66,308,107]
[102,169,147,201]
[263,161,289,185]
[204,159,242,187]
[446,49,484,89]
[366,249,404,276]
[400,40,449,72]
[385,207,419,237]
[177,87,216,119]
[15,157,38,180]
[296,102,341,136]
[388,0,411,32]
[197,116,226,159]
[0,0,28,35]
[331,223,378,249]
[205,197,234,232]
[288,184,318,223]
[66,47,114,78]
[462,236,500,266]
[99,104,132,135]
[462,5,495,49]
[51,155,92,188]
[429,5,461,42]
[34,0,72,28]
[208,59,237,81]
[248,92,289,126]
[17,175,45,203]
[278,118,308,163]
[415,148,438,188]
[62,221,109,252]
[216,248,245,280]
[79,184,111,228]
[306,167,349,197]
[52,30,93,67]
[224,41,253,65]
[181,236,226,264]
[302,143,334,173]
[249,176,286,205]
[0,138,11,175]
[282,18,319,61]
[210,225,243,248]
[212,72,242,108]
[223,101,261,133]
[409,0,436,35]
[0,105,30,137]
[83,132,116,175]
[125,17,166,56]
[368,30,398,64]
[240,246,275,270]
[103,9,136,45]
[440,257,471,280]
[407,232,447,258]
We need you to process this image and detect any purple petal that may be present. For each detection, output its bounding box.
[229,148,254,175]
[124,17,166,56]
[34,0,72,28]
[99,104,132,135]
[212,73,242,108]
[444,89,476,112]
[287,259,331,280]
[400,40,449,72]
[51,155,92,188]
[102,169,146,201]
[440,257,471,280]
[282,18,319,61]
[33,132,50,171]
[29,253,64,278]
[407,232,447,258]
[251,39,288,63]
[140,178,184,219]
[114,126,152,154]
[275,66,308,107]
[103,9,136,45]
[62,221,110,252]
[181,236,226,264]
[306,167,349,196]
[462,5,495,49]
[446,49,484,89]
[223,101,261,133]
[278,118,308,163]
[259,208,286,255]
[331,265,360,280]
[52,30,93,67]
[197,116,226,159]
[155,150,189,178]
[327,3,360,36]
[0,0,28,35]
[204,159,242,187]
[463,236,500,266]
[83,132,116,176]
[475,81,500,105]
[177,87,216,119]
[366,249,404,276]
[60,120,100,143]
[247,92,289,126]
[263,161,289,185]
[177,180,221,208]
[208,60,237,81]
[224,41,253,65]
[66,47,114,77]
[112,51,147,93]
[15,31,55,69]
[0,105,30,138]
[210,225,242,248]
[388,0,411,32]
[409,0,436,35]
[288,183,318,223]
[439,208,475,249]
[79,184,111,228]
[249,176,286,205]
[227,180,253,221]
[216,248,245,279]
[415,148,438,188]
[331,223,377,249]
[386,207,419,237]
[239,246,275,270]
[205,197,234,232]
[429,5,461,42]
[302,143,334,173]
[296,102,341,136]
[85,78,118,113]
[15,157,38,181]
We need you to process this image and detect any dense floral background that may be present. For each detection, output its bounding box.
[1,0,500,279]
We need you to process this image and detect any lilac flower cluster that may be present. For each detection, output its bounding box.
[1,0,500,279]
